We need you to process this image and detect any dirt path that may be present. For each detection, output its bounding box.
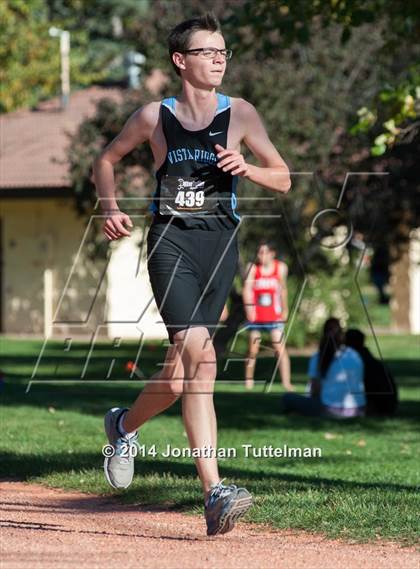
[0,480,418,569]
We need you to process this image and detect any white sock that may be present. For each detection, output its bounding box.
[117,410,137,438]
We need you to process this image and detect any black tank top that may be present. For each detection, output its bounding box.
[149,92,241,231]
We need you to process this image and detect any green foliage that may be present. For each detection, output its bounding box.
[351,65,420,155]
[0,0,57,112]
[221,18,396,279]
[1,0,155,112]
[223,0,420,155]
[285,253,366,347]
[223,0,419,54]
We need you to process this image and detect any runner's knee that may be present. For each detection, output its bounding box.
[248,344,260,357]
[183,346,217,382]
[154,346,184,396]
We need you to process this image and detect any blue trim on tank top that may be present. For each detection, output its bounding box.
[215,93,230,114]
[161,93,230,117]
[231,176,241,221]
[161,96,176,115]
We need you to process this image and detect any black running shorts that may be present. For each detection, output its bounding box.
[146,222,239,344]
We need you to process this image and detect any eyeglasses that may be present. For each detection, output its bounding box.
[182,47,233,60]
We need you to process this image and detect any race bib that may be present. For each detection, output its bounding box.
[257,293,273,307]
[159,175,219,216]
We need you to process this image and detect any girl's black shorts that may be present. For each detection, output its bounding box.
[146,222,239,344]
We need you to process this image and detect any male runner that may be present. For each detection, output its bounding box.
[93,13,291,536]
[242,241,293,391]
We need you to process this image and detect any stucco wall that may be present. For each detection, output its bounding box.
[1,198,107,337]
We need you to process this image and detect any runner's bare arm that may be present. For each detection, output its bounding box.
[242,263,256,321]
[215,100,291,193]
[92,102,158,240]
[278,262,289,320]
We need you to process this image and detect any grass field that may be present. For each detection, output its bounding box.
[1,334,419,544]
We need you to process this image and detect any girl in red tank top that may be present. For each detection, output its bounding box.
[242,241,293,392]
[253,259,283,323]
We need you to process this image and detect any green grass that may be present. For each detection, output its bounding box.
[1,335,419,544]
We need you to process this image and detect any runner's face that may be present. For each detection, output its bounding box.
[257,246,275,265]
[177,30,227,86]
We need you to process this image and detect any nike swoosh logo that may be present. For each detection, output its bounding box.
[209,131,224,136]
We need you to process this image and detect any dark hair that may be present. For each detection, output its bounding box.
[345,328,365,352]
[257,240,277,254]
[168,13,221,77]
[318,318,343,378]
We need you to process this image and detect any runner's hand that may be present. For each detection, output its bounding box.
[215,144,249,177]
[103,210,133,241]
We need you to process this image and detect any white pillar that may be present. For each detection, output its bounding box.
[106,227,167,340]
[409,228,420,333]
[44,268,53,337]
[60,31,70,109]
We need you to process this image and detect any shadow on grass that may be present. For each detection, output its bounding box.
[3,351,419,382]
[0,450,417,509]
[2,377,419,435]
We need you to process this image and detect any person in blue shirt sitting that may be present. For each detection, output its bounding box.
[282,318,366,418]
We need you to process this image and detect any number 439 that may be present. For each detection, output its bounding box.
[175,190,204,208]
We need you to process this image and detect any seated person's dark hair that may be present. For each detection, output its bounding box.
[344,328,398,415]
[318,317,343,378]
[345,328,365,351]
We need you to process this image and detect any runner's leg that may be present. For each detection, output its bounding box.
[174,326,220,499]
[122,344,184,432]
[270,327,293,391]
[245,329,261,389]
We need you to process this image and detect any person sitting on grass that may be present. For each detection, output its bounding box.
[345,328,398,416]
[282,318,366,418]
